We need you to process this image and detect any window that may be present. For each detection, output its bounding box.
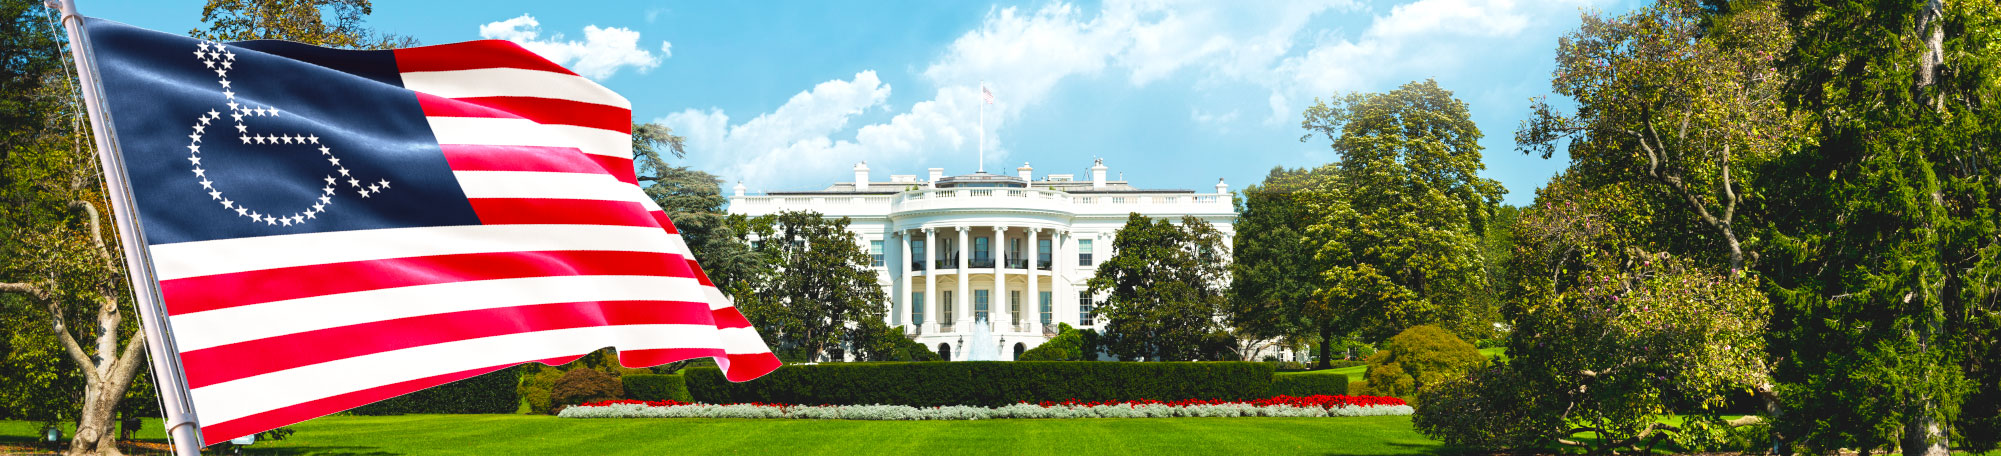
[1039,291,1052,325]
[1078,291,1096,326]
[1079,239,1094,266]
[974,237,990,260]
[1009,237,1023,260]
[912,292,925,326]
[911,240,926,270]
[1009,290,1022,325]
[870,240,884,267]
[1038,238,1052,267]
[974,290,990,322]
[941,290,955,323]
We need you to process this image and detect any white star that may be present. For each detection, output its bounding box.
[318,195,332,204]
[192,49,204,59]
[192,167,206,177]
[318,146,331,155]
[328,157,341,166]
[208,190,221,200]
[377,179,391,189]
[203,60,215,69]
[189,155,202,165]
[266,217,277,226]
[218,80,231,89]
[253,135,266,144]
[224,51,235,61]
[307,135,319,144]
[358,189,371,198]
[324,176,336,184]
[268,109,278,117]
[280,217,293,227]
[188,145,201,153]
[193,125,205,134]
[214,69,227,78]
[312,203,325,212]
[207,109,219,118]
[340,168,351,177]
[198,116,211,126]
[221,60,233,69]
[235,124,247,133]
[367,184,380,193]
[304,211,316,219]
[197,42,209,51]
[221,89,234,99]
[240,135,250,144]
[347,177,360,187]
[189,133,201,143]
[221,199,233,208]
[322,185,335,195]
[198,178,213,189]
[293,215,305,224]
[248,212,260,221]
[227,101,239,111]
[280,135,293,144]
[231,113,244,123]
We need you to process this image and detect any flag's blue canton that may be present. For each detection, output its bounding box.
[85,18,480,246]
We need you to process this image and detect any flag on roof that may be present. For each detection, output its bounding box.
[982,85,995,104]
[78,18,780,445]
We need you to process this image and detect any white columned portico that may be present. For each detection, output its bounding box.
[956,225,970,333]
[1027,227,1041,335]
[994,224,1010,332]
[923,227,938,334]
[898,230,913,333]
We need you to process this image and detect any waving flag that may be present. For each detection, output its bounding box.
[78,18,779,445]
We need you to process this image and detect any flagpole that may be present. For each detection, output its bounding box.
[48,1,206,455]
[978,82,985,174]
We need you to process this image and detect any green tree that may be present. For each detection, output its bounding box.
[1087,214,1230,361]
[1018,323,1091,361]
[191,0,416,49]
[846,320,938,362]
[1760,1,2001,454]
[732,211,889,362]
[1300,79,1505,343]
[1362,325,1484,400]
[1228,166,1336,365]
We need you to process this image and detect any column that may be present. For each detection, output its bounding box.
[956,225,970,333]
[994,224,1010,332]
[1027,227,1041,335]
[1057,229,1073,327]
[923,227,938,334]
[899,229,914,334]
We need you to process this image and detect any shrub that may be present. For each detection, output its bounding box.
[549,368,623,413]
[686,361,1273,407]
[1349,381,1370,397]
[1364,325,1485,400]
[518,366,563,414]
[623,374,692,402]
[351,368,518,415]
[1270,372,1348,396]
[1019,324,1089,361]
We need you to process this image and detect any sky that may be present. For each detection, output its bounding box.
[82,0,1645,207]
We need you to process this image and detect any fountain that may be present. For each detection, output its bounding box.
[965,314,1001,361]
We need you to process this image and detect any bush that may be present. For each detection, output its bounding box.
[351,368,518,415]
[550,368,623,413]
[1349,381,1370,397]
[686,361,1273,407]
[1270,372,1348,396]
[623,374,692,402]
[518,366,563,414]
[1019,323,1090,361]
[1364,325,1485,400]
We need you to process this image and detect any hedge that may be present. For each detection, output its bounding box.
[686,362,1274,407]
[623,374,693,402]
[1270,372,1349,397]
[352,368,518,415]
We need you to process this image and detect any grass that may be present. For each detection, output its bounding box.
[3,414,1445,455]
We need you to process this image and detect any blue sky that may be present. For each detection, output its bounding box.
[84,0,1643,207]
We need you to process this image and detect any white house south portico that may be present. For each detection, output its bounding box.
[728,159,1236,361]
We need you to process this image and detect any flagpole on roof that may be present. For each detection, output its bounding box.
[48,1,206,455]
[978,81,985,174]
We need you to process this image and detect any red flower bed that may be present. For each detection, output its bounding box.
[582,394,1405,409]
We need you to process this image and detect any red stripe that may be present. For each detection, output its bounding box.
[719,351,784,382]
[616,347,728,367]
[199,362,517,445]
[471,198,661,228]
[652,210,680,234]
[161,250,695,316]
[417,93,630,133]
[393,40,578,76]
[686,258,715,287]
[440,144,637,185]
[710,306,752,329]
[181,300,719,389]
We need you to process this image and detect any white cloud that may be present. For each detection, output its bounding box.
[478,14,670,81]
[672,0,1597,191]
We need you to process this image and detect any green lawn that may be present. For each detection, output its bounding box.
[3,414,1445,455]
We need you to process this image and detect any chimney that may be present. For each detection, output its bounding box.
[928,168,945,187]
[733,181,746,197]
[1091,158,1107,189]
[853,161,870,191]
[1017,162,1033,181]
[1216,178,1229,195]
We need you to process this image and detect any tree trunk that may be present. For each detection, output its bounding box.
[1316,325,1333,369]
[1901,400,1950,456]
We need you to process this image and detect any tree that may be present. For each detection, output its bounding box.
[1087,214,1230,361]
[1018,323,1092,361]
[846,320,938,362]
[1229,166,1336,365]
[190,0,416,50]
[1760,1,2001,454]
[1362,325,1484,400]
[731,211,889,362]
[1300,79,1505,343]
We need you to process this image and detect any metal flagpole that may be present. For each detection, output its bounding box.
[48,1,206,455]
[978,82,985,174]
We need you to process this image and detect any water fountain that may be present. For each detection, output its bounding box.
[965,314,1001,361]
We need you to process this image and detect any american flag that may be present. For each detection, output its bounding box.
[982,85,995,105]
[81,18,779,445]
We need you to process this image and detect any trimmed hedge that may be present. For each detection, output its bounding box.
[1270,372,1349,396]
[352,368,518,415]
[686,362,1275,407]
[623,374,692,402]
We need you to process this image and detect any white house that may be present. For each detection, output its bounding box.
[728,159,1238,361]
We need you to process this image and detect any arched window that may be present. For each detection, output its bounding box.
[1013,342,1026,360]
[939,343,953,362]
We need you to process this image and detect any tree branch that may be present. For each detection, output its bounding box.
[47,300,100,373]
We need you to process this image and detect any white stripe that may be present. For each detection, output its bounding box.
[426,117,631,158]
[455,171,648,203]
[170,275,712,351]
[151,225,690,280]
[401,68,631,109]
[190,325,763,424]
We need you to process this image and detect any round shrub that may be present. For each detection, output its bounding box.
[1364,325,1484,400]
[550,368,623,413]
